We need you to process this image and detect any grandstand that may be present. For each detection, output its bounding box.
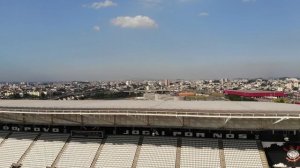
[180,138,221,168]
[0,100,299,167]
[0,132,271,168]
[21,133,69,168]
[94,135,139,168]
[136,136,177,168]
[223,140,264,168]
[0,132,38,168]
[56,138,101,168]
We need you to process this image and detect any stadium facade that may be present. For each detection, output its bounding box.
[0,100,299,168]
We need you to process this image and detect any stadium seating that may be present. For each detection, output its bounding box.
[94,135,139,168]
[136,136,177,168]
[21,133,69,168]
[56,138,101,168]
[180,138,221,168]
[0,132,269,168]
[223,140,263,168]
[0,132,38,168]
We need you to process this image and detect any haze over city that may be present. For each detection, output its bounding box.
[1,0,299,81]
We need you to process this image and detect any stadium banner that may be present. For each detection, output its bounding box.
[262,142,300,167]
[0,123,299,141]
[71,130,104,139]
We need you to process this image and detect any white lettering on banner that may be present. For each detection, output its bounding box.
[34,127,40,132]
[43,128,50,132]
[123,130,129,135]
[173,132,182,136]
[24,127,31,131]
[152,131,160,136]
[213,133,222,138]
[226,134,234,139]
[120,130,255,140]
[0,126,267,140]
[0,126,60,133]
[185,132,193,137]
[2,126,9,131]
[142,131,150,135]
[52,128,60,133]
[123,130,165,136]
[195,133,205,138]
[238,134,247,139]
[132,130,139,135]
[12,126,20,131]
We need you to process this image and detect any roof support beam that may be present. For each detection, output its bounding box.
[224,117,231,124]
[176,116,184,126]
[273,117,289,124]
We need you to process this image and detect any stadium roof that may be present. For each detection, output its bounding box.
[0,100,299,113]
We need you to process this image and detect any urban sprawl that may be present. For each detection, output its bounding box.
[0,78,299,103]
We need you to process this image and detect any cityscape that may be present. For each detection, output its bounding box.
[0,0,300,167]
[1,77,299,104]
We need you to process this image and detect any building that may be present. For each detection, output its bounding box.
[177,91,196,97]
[0,100,299,168]
[224,90,287,98]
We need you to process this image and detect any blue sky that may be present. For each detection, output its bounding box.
[0,0,300,81]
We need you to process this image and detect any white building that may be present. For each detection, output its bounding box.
[27,91,41,97]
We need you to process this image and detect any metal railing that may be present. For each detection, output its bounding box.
[0,108,299,119]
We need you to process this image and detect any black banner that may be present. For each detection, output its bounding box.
[71,130,104,139]
[0,123,299,141]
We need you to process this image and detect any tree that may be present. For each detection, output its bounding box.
[273,98,288,103]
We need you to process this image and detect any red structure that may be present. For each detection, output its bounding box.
[178,91,196,97]
[224,90,287,98]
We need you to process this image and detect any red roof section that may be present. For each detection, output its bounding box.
[224,90,287,97]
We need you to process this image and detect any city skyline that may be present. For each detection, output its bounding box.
[1,0,300,81]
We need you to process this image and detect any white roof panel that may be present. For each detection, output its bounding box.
[0,100,299,113]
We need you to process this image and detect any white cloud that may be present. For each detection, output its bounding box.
[93,25,100,32]
[242,0,256,2]
[198,12,209,17]
[84,0,117,9]
[111,15,158,29]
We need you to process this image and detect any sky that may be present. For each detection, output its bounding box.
[0,0,300,81]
